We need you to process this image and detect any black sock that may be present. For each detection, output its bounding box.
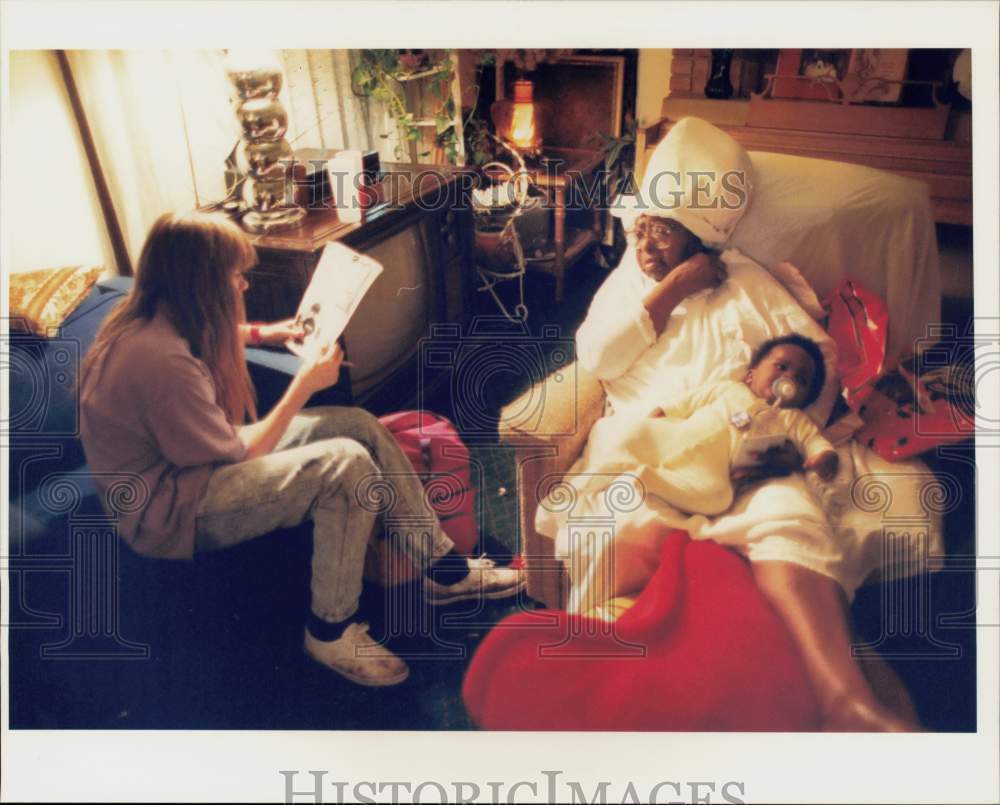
[306,612,353,642]
[428,549,470,586]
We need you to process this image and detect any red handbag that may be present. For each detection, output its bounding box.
[366,411,479,584]
[824,278,889,410]
[824,278,975,461]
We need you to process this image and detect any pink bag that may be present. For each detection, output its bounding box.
[377,410,478,556]
[823,278,889,410]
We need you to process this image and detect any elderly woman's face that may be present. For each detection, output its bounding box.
[634,215,696,280]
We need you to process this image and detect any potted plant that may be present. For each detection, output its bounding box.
[351,49,462,164]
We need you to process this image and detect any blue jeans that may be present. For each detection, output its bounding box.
[195,407,455,623]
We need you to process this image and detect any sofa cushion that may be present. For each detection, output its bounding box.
[9,467,103,548]
[728,150,940,366]
[9,280,132,494]
[9,266,105,337]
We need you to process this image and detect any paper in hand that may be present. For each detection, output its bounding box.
[286,242,383,362]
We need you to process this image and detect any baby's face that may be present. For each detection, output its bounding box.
[746,344,816,408]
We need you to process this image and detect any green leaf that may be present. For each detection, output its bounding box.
[375,50,398,72]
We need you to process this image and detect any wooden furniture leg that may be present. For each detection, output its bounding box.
[553,181,566,302]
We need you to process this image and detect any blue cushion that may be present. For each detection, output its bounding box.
[8,280,131,493]
[245,346,351,414]
[9,467,103,548]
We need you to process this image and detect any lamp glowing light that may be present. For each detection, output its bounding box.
[490,80,551,157]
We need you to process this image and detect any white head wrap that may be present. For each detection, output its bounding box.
[633,117,755,247]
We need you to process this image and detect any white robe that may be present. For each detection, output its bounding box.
[536,247,943,614]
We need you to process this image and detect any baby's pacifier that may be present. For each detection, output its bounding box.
[771,377,799,405]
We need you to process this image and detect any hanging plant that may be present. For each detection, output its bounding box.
[351,49,461,164]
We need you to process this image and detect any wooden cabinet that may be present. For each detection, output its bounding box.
[244,163,473,412]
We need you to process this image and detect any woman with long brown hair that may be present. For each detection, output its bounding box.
[80,211,523,687]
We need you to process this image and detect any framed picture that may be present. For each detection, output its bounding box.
[769,48,910,104]
[844,48,909,103]
[771,48,851,101]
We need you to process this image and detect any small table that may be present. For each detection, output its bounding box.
[482,148,606,302]
[521,148,608,301]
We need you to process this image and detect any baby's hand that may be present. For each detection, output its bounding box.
[805,450,839,481]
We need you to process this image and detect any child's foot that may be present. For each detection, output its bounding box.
[821,694,923,732]
[304,623,409,687]
[424,555,525,605]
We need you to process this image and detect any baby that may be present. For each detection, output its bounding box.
[577,334,838,517]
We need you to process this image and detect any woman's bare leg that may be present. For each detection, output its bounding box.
[751,561,922,731]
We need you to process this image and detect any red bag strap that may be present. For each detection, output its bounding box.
[379,410,433,432]
[378,410,455,450]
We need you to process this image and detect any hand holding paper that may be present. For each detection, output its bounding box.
[286,241,383,363]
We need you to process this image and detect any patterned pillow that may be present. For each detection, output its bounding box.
[9,266,105,337]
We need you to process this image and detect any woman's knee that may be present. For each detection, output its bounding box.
[317,405,382,436]
[298,436,377,483]
[326,437,379,477]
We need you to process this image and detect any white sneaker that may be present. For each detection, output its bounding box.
[424,555,526,606]
[304,623,409,687]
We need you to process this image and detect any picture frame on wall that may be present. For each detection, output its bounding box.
[844,48,909,103]
[771,48,852,100]
[770,48,909,104]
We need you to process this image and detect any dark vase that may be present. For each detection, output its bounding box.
[705,49,735,99]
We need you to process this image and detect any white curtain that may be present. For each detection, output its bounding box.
[65,49,236,263]
[280,50,404,162]
[61,49,401,270]
[8,51,115,274]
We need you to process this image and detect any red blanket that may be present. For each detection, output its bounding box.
[463,530,820,731]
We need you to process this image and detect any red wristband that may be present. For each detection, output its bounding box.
[249,324,263,346]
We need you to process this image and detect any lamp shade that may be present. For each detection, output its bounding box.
[490,80,552,156]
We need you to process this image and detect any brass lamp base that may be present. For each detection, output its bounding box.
[241,206,307,234]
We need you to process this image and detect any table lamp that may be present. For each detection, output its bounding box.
[226,50,306,233]
[490,79,552,159]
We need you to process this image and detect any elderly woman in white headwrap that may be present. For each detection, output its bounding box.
[537,118,920,731]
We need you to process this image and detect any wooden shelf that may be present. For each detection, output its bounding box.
[661,95,751,127]
[746,94,950,140]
